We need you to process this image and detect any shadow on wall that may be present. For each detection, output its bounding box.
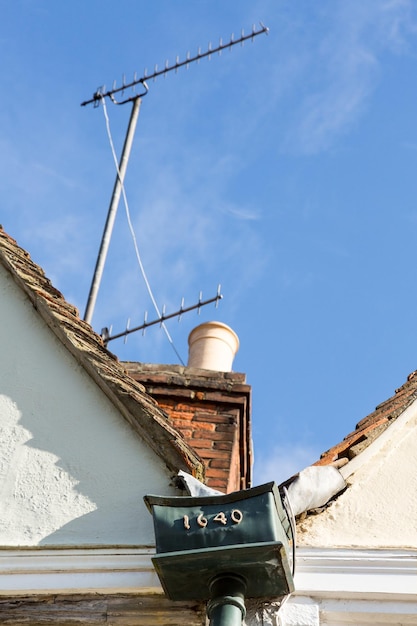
[0,380,165,546]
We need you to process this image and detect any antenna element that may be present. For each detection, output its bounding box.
[81,23,269,107]
[101,287,223,346]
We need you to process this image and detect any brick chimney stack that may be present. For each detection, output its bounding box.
[123,323,251,493]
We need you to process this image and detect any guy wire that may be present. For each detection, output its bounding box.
[100,96,185,365]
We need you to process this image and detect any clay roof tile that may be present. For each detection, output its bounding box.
[0,227,204,481]
[315,371,417,467]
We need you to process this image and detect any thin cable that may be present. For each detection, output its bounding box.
[282,486,296,577]
[100,96,185,365]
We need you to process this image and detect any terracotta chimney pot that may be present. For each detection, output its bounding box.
[187,322,239,372]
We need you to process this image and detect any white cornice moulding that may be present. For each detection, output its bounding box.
[0,548,162,595]
[294,547,417,599]
[2,546,417,602]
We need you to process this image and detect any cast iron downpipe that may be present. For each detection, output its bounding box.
[207,575,247,626]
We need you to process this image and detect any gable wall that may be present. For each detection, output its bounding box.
[0,265,177,547]
[297,399,417,549]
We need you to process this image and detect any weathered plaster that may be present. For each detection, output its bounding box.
[297,400,417,548]
[0,265,177,546]
[277,597,319,626]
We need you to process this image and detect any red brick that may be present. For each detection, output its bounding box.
[213,441,233,451]
[175,402,200,412]
[191,421,216,432]
[214,423,237,433]
[194,412,226,420]
[206,479,228,490]
[169,411,194,422]
[209,459,230,469]
[177,429,192,439]
[196,448,232,459]
[206,467,231,479]
[194,415,234,425]
[192,430,235,441]
[140,374,170,384]
[171,417,194,426]
[189,438,214,450]
[152,388,197,399]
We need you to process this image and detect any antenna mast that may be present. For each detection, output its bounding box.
[82,23,269,326]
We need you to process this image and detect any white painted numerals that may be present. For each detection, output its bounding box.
[183,509,243,530]
[231,509,243,524]
[213,512,227,525]
[197,513,208,527]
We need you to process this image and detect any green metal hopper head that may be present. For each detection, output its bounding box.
[144,482,295,603]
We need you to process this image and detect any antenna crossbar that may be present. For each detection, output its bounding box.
[81,23,269,107]
[101,288,223,346]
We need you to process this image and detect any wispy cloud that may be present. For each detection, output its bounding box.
[253,442,321,486]
[287,0,417,154]
[83,142,269,343]
[219,201,261,221]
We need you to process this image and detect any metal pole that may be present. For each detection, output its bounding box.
[207,575,247,626]
[83,96,142,325]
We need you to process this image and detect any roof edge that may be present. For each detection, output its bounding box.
[0,228,204,481]
[340,394,417,480]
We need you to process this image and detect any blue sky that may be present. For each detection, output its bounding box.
[2,1,417,485]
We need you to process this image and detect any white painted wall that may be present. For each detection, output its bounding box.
[297,400,417,549]
[0,265,177,547]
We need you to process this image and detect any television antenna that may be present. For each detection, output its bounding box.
[101,286,223,347]
[82,23,269,327]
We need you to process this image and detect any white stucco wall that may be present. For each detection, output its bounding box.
[297,399,417,549]
[0,265,178,547]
